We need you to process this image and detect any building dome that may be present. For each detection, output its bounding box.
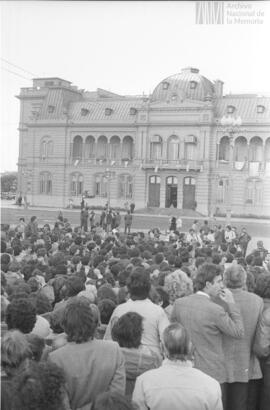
[151,67,215,102]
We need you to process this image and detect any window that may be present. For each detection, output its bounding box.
[162,81,169,90]
[190,81,197,89]
[110,136,121,160]
[105,108,113,116]
[70,173,83,196]
[72,135,83,159]
[257,105,265,114]
[150,136,162,160]
[129,107,137,115]
[40,138,53,159]
[227,105,235,114]
[150,176,161,184]
[167,176,178,185]
[185,143,197,160]
[217,179,229,203]
[219,136,230,161]
[245,179,263,205]
[45,81,54,86]
[184,177,195,185]
[95,174,107,197]
[234,136,248,162]
[122,136,134,160]
[39,172,52,195]
[48,105,55,113]
[81,108,90,116]
[97,136,108,159]
[249,137,263,162]
[266,138,270,161]
[167,136,179,160]
[119,175,133,199]
[85,136,95,159]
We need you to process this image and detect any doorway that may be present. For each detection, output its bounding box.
[166,176,178,208]
[148,175,160,207]
[183,176,196,209]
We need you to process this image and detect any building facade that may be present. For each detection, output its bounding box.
[17,68,270,216]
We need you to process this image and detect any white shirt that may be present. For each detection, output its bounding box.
[133,359,222,410]
[104,298,169,358]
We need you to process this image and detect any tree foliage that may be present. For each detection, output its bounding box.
[1,172,17,192]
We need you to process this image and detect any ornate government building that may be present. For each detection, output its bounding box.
[17,67,270,216]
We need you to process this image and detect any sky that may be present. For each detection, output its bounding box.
[1,0,270,172]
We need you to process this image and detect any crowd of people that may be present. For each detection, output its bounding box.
[1,209,270,410]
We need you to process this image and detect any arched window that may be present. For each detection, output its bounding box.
[167,176,178,185]
[249,137,263,162]
[150,135,162,160]
[119,174,133,199]
[265,138,270,161]
[219,136,230,161]
[85,136,95,159]
[70,173,83,196]
[167,136,179,161]
[40,137,53,159]
[72,135,83,160]
[110,136,121,160]
[39,172,52,195]
[96,136,108,159]
[95,174,108,197]
[216,178,229,203]
[122,136,134,160]
[185,136,197,160]
[234,136,248,162]
[245,179,263,205]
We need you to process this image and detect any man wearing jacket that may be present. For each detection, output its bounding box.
[171,263,244,405]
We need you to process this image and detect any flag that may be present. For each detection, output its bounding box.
[186,163,190,172]
[74,160,79,167]
[111,160,115,166]
[125,161,128,167]
[154,165,158,173]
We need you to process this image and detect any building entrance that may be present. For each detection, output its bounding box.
[183,176,196,209]
[166,176,178,208]
[148,175,160,207]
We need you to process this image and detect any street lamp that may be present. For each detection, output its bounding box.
[219,115,243,224]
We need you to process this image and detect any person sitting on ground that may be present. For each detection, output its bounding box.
[111,312,160,396]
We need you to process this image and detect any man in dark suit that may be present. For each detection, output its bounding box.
[222,264,263,410]
[171,263,244,405]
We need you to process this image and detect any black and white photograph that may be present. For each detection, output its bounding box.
[1,1,270,409]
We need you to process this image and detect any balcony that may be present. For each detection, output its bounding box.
[69,157,134,168]
[141,159,203,172]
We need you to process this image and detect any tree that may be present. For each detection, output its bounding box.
[1,172,17,192]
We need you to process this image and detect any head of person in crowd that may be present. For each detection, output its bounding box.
[62,296,96,343]
[93,392,136,410]
[97,284,117,304]
[223,264,247,289]
[97,298,117,325]
[61,275,85,299]
[126,267,151,301]
[164,270,193,304]
[6,298,37,334]
[162,322,193,362]
[254,273,270,299]
[11,361,67,410]
[1,330,32,378]
[111,312,143,349]
[26,333,46,362]
[193,263,223,297]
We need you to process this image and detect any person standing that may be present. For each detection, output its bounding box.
[171,263,244,401]
[132,323,223,410]
[222,265,264,410]
[238,227,251,257]
[124,211,132,234]
[130,202,135,214]
[89,211,96,230]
